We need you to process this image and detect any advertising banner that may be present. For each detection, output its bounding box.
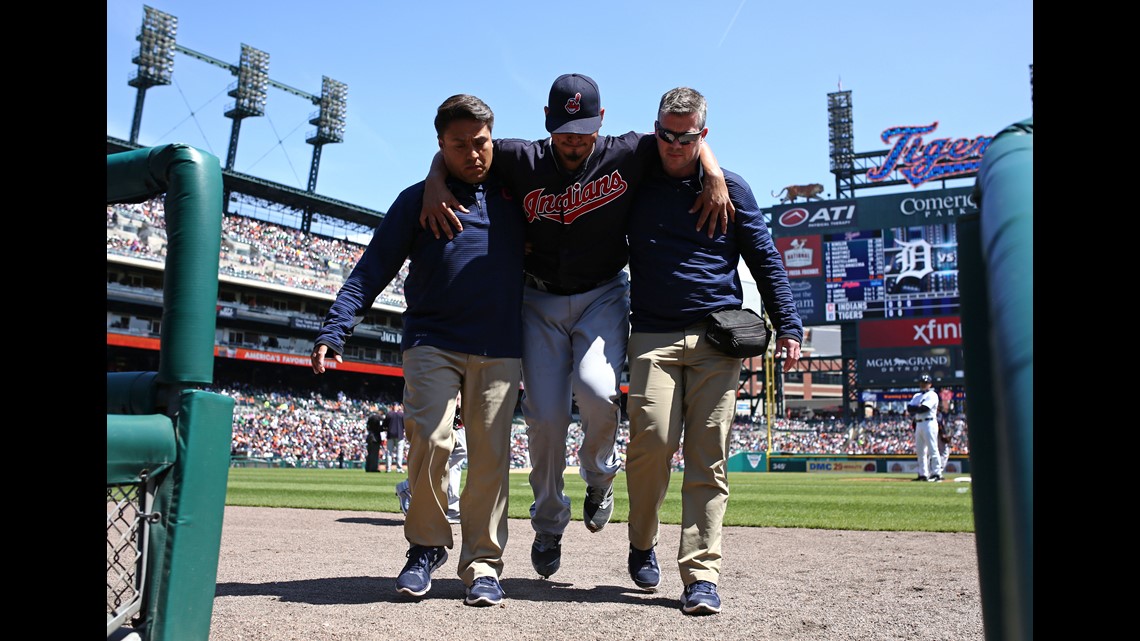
[859,316,962,349]
[768,186,976,236]
[885,459,966,474]
[290,316,323,331]
[805,460,879,473]
[727,451,767,472]
[858,346,963,386]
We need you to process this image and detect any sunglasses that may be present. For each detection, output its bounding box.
[654,121,702,145]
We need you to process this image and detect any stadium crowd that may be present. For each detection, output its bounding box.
[108,199,408,305]
[212,385,969,470]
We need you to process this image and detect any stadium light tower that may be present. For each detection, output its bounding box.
[305,76,348,192]
[127,5,178,145]
[827,88,855,200]
[223,44,271,171]
[299,76,347,233]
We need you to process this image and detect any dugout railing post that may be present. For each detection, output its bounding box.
[107,144,235,641]
[958,118,1033,641]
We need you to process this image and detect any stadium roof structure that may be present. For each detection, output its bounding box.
[107,135,385,231]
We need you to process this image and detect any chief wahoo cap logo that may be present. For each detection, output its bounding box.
[564,92,582,114]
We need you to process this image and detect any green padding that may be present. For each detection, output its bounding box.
[956,212,1002,641]
[974,118,1033,641]
[963,117,1033,641]
[146,389,235,641]
[107,144,224,386]
[107,371,159,415]
[107,414,176,485]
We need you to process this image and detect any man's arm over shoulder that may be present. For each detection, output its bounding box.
[620,130,731,236]
[694,141,734,235]
[420,138,537,238]
[490,137,541,181]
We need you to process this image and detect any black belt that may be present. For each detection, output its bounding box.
[524,273,606,296]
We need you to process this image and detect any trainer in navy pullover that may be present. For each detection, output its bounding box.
[626,162,804,343]
[315,175,525,358]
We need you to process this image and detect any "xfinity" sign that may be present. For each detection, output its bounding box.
[858,316,962,349]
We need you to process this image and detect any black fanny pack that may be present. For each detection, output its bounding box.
[704,308,771,358]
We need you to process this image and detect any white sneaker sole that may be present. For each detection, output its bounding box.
[396,582,431,598]
[681,601,721,615]
[464,594,503,606]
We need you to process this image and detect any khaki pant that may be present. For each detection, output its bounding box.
[625,327,740,585]
[400,346,521,585]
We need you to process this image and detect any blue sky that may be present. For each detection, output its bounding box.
[107,0,1033,222]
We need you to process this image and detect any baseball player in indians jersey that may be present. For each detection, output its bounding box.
[907,373,943,482]
[420,73,734,580]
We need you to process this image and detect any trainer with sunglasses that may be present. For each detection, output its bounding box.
[623,87,803,615]
[419,73,734,581]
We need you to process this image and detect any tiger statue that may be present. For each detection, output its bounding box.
[771,183,825,204]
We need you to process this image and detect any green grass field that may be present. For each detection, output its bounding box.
[225,468,975,533]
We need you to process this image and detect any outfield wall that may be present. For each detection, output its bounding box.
[729,452,970,474]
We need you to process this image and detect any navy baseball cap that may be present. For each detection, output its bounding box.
[545,73,602,134]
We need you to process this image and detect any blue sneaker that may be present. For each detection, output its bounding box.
[680,580,721,615]
[583,485,614,532]
[628,545,660,591]
[464,576,505,607]
[531,533,562,578]
[395,545,447,598]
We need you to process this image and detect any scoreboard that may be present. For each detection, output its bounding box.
[769,187,973,327]
[767,186,976,386]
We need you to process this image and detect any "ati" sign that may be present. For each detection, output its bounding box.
[776,204,856,230]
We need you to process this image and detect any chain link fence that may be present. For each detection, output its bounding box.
[107,480,154,635]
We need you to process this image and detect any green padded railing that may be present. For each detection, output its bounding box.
[958,119,1033,641]
[107,144,235,641]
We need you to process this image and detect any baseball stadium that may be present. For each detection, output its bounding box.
[106,5,1031,640]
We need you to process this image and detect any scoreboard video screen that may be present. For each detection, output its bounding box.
[769,187,975,327]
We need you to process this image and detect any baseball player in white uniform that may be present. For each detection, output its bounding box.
[907,373,942,482]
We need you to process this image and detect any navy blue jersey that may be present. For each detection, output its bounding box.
[315,175,526,358]
[627,163,804,342]
[492,132,656,291]
[382,410,405,441]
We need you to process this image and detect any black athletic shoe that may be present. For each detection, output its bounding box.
[628,545,660,591]
[681,580,721,615]
[927,475,943,482]
[583,485,614,532]
[464,576,505,607]
[912,475,928,482]
[395,545,448,598]
[531,533,562,578]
